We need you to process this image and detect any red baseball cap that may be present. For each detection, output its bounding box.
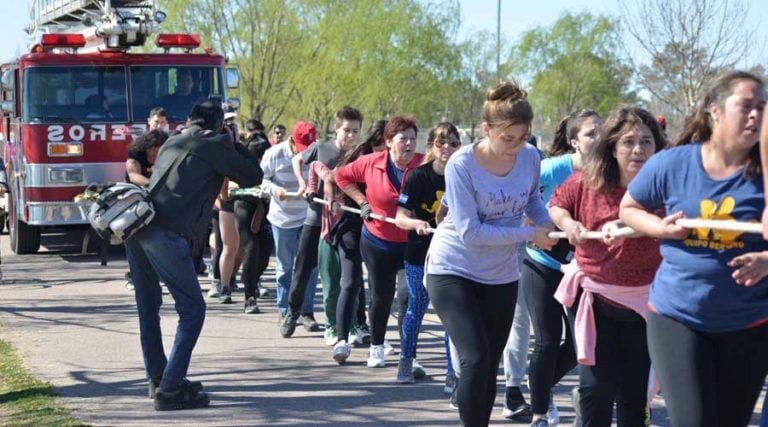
[291,121,316,152]
[656,115,667,128]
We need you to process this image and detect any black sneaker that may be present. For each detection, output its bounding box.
[148,378,204,399]
[243,297,260,314]
[154,386,210,411]
[502,386,532,422]
[300,314,320,332]
[280,312,300,337]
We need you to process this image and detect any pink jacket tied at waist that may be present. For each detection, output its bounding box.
[553,260,650,366]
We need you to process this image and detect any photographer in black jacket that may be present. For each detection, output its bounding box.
[124,101,262,411]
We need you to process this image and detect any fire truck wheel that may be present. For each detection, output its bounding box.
[8,191,41,254]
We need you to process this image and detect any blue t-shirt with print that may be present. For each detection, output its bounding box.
[628,143,768,332]
[527,154,575,270]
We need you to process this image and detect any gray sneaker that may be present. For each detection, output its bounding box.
[243,297,260,314]
[396,358,415,384]
[333,340,351,364]
[218,287,232,304]
[444,371,457,394]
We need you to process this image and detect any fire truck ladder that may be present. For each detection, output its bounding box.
[27,0,164,49]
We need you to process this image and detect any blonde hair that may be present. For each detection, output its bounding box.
[482,81,534,129]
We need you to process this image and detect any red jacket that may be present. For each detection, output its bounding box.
[335,150,424,242]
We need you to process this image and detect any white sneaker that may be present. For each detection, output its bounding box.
[547,392,560,425]
[383,339,396,355]
[207,279,221,298]
[367,344,386,368]
[333,340,351,364]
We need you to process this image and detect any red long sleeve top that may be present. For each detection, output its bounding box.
[335,150,423,242]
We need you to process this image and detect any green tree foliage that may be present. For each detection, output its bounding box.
[158,0,461,136]
[511,12,636,139]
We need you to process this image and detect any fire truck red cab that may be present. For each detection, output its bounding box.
[0,0,237,253]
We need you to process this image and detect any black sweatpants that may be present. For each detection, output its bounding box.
[359,235,407,346]
[647,311,768,427]
[575,299,649,427]
[335,221,369,341]
[287,224,321,315]
[233,199,273,300]
[427,273,517,427]
[521,254,577,414]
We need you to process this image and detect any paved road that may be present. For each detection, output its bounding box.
[0,227,739,426]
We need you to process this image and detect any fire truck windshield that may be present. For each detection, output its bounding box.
[23,66,223,125]
[24,66,128,124]
[130,66,222,123]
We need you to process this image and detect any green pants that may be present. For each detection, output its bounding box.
[318,239,341,327]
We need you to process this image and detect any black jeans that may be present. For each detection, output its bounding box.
[359,235,406,346]
[287,224,321,315]
[335,221,369,341]
[575,299,649,427]
[427,273,517,427]
[521,255,577,414]
[648,311,768,427]
[234,199,273,300]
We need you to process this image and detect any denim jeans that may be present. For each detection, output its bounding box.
[503,277,530,387]
[504,241,531,387]
[124,225,206,392]
[272,224,317,315]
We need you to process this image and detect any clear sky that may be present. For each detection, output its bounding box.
[1,0,766,66]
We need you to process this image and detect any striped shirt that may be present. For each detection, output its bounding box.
[260,141,308,228]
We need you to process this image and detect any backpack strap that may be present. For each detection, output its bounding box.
[145,133,199,200]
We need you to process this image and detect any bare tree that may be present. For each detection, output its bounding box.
[620,0,759,121]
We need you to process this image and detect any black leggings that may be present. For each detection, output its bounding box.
[647,311,768,427]
[287,224,321,315]
[211,209,223,280]
[427,273,517,427]
[359,235,407,346]
[521,255,577,414]
[335,222,369,341]
[575,299,649,427]
[234,199,273,300]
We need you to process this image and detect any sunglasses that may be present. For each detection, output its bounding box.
[434,138,461,148]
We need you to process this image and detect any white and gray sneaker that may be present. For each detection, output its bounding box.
[396,357,415,384]
[207,279,222,298]
[367,344,386,368]
[333,340,351,364]
[547,391,560,425]
[383,339,396,355]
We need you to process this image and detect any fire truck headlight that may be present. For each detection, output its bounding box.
[48,168,84,184]
[48,142,83,157]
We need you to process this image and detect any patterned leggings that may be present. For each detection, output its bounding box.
[401,261,430,359]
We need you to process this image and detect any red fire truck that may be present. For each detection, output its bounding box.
[0,0,237,253]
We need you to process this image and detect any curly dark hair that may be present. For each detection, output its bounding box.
[127,129,168,154]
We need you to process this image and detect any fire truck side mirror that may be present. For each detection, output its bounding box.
[227,98,240,111]
[1,71,13,92]
[226,67,239,89]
